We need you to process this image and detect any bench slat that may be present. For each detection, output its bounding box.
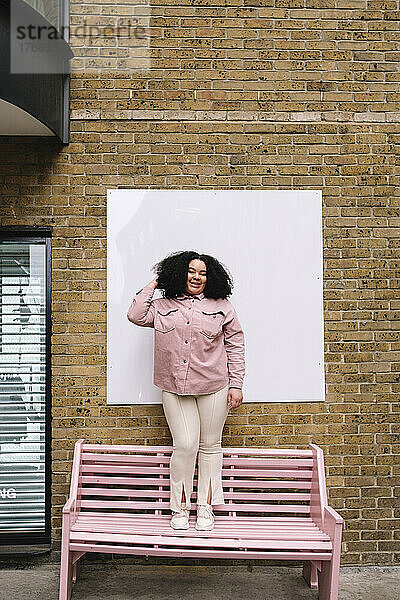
[73,523,327,534]
[70,542,331,561]
[69,529,332,550]
[79,499,312,512]
[80,475,312,489]
[80,464,314,478]
[74,514,318,524]
[72,516,331,540]
[80,487,312,501]
[81,453,314,468]
[75,527,328,541]
[73,510,315,523]
[81,444,313,457]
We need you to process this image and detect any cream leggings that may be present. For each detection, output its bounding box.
[161,383,229,513]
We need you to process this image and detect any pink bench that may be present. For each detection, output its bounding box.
[59,440,343,600]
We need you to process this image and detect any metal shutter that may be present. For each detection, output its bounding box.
[0,234,51,545]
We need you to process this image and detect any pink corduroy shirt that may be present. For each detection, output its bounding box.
[127,284,245,396]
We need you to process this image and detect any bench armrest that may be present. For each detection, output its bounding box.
[62,497,76,515]
[325,505,343,524]
[321,505,343,541]
[62,439,85,525]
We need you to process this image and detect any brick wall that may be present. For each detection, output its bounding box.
[0,1,399,565]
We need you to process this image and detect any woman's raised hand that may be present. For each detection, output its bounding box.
[147,276,159,289]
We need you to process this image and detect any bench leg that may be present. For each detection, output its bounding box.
[59,513,73,600]
[59,545,72,600]
[72,557,80,584]
[318,560,340,600]
[71,550,86,583]
[318,509,342,600]
[302,561,318,589]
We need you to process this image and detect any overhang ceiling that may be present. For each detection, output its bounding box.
[0,98,55,136]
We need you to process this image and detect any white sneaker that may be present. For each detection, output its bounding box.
[195,503,214,531]
[170,507,190,530]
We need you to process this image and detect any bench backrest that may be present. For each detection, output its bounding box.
[71,441,326,524]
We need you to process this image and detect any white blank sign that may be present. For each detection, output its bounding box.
[107,189,324,405]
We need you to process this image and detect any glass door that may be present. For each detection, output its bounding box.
[0,230,51,545]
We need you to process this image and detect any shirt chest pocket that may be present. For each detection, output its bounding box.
[154,308,178,333]
[200,310,225,339]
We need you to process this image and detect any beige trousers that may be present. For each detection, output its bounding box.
[161,383,230,512]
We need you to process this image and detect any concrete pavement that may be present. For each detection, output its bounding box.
[0,563,399,600]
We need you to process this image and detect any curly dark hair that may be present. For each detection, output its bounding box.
[151,250,234,300]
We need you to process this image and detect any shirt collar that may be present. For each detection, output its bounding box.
[176,291,205,301]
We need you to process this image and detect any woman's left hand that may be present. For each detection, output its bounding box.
[227,388,243,410]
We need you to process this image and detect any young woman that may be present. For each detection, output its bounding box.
[127,250,245,531]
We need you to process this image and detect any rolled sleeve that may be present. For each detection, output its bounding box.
[127,285,156,327]
[223,304,245,389]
